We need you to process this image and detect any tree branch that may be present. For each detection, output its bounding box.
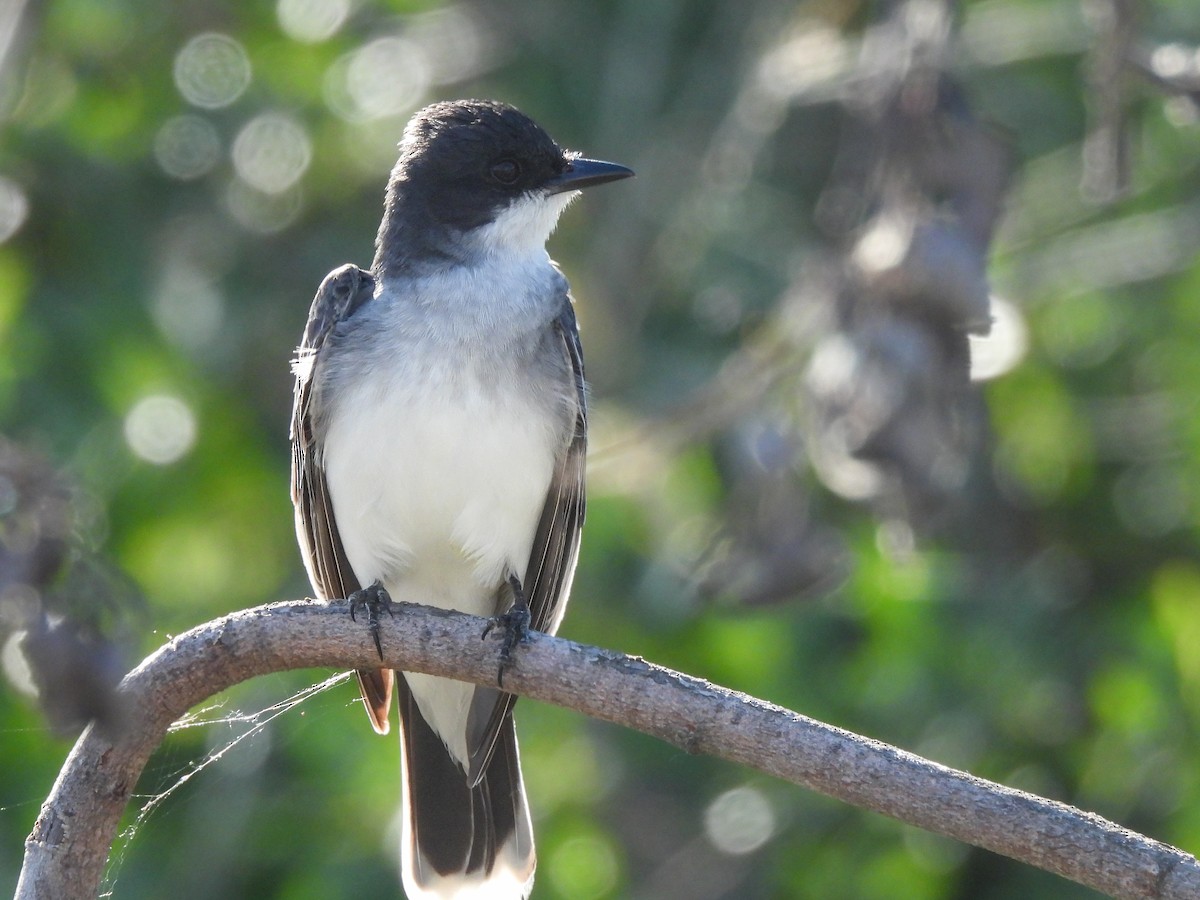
[15,600,1200,900]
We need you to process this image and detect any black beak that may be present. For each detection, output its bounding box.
[545,157,634,195]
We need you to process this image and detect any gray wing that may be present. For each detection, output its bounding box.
[290,263,394,734]
[464,295,587,784]
[524,297,587,635]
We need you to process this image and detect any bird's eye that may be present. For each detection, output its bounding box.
[489,159,521,185]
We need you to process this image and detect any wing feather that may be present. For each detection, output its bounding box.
[290,264,394,734]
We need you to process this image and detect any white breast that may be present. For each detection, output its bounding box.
[330,360,562,763]
[322,361,557,616]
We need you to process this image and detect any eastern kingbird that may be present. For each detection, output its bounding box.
[289,99,632,899]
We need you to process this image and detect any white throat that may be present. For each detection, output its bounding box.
[468,190,578,257]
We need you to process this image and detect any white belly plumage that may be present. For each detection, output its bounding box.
[321,370,557,766]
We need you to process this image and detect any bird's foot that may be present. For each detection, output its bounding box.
[483,574,531,688]
[348,581,393,661]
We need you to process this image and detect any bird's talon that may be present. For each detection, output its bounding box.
[348,581,392,661]
[487,579,532,688]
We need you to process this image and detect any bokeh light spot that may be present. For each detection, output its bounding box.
[969,295,1028,381]
[152,265,225,351]
[153,115,221,180]
[407,6,491,83]
[854,213,911,273]
[1,629,36,698]
[324,36,429,122]
[277,0,351,43]
[0,177,29,244]
[123,395,197,465]
[704,785,775,855]
[232,112,312,194]
[547,831,620,900]
[174,33,251,110]
[1150,43,1193,80]
[225,180,303,235]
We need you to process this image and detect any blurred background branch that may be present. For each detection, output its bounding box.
[0,436,133,738]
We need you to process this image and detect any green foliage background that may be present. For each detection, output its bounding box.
[3,1,1200,898]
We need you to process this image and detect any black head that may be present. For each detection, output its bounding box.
[374,99,632,274]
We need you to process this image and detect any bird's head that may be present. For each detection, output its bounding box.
[377,99,632,269]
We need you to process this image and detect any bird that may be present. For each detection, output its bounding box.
[289,98,632,899]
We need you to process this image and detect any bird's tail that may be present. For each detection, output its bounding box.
[398,677,535,900]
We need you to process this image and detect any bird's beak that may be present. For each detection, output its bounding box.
[545,157,634,195]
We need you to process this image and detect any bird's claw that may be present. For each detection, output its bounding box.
[483,575,531,688]
[348,581,393,660]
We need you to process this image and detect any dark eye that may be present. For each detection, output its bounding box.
[489,158,521,185]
